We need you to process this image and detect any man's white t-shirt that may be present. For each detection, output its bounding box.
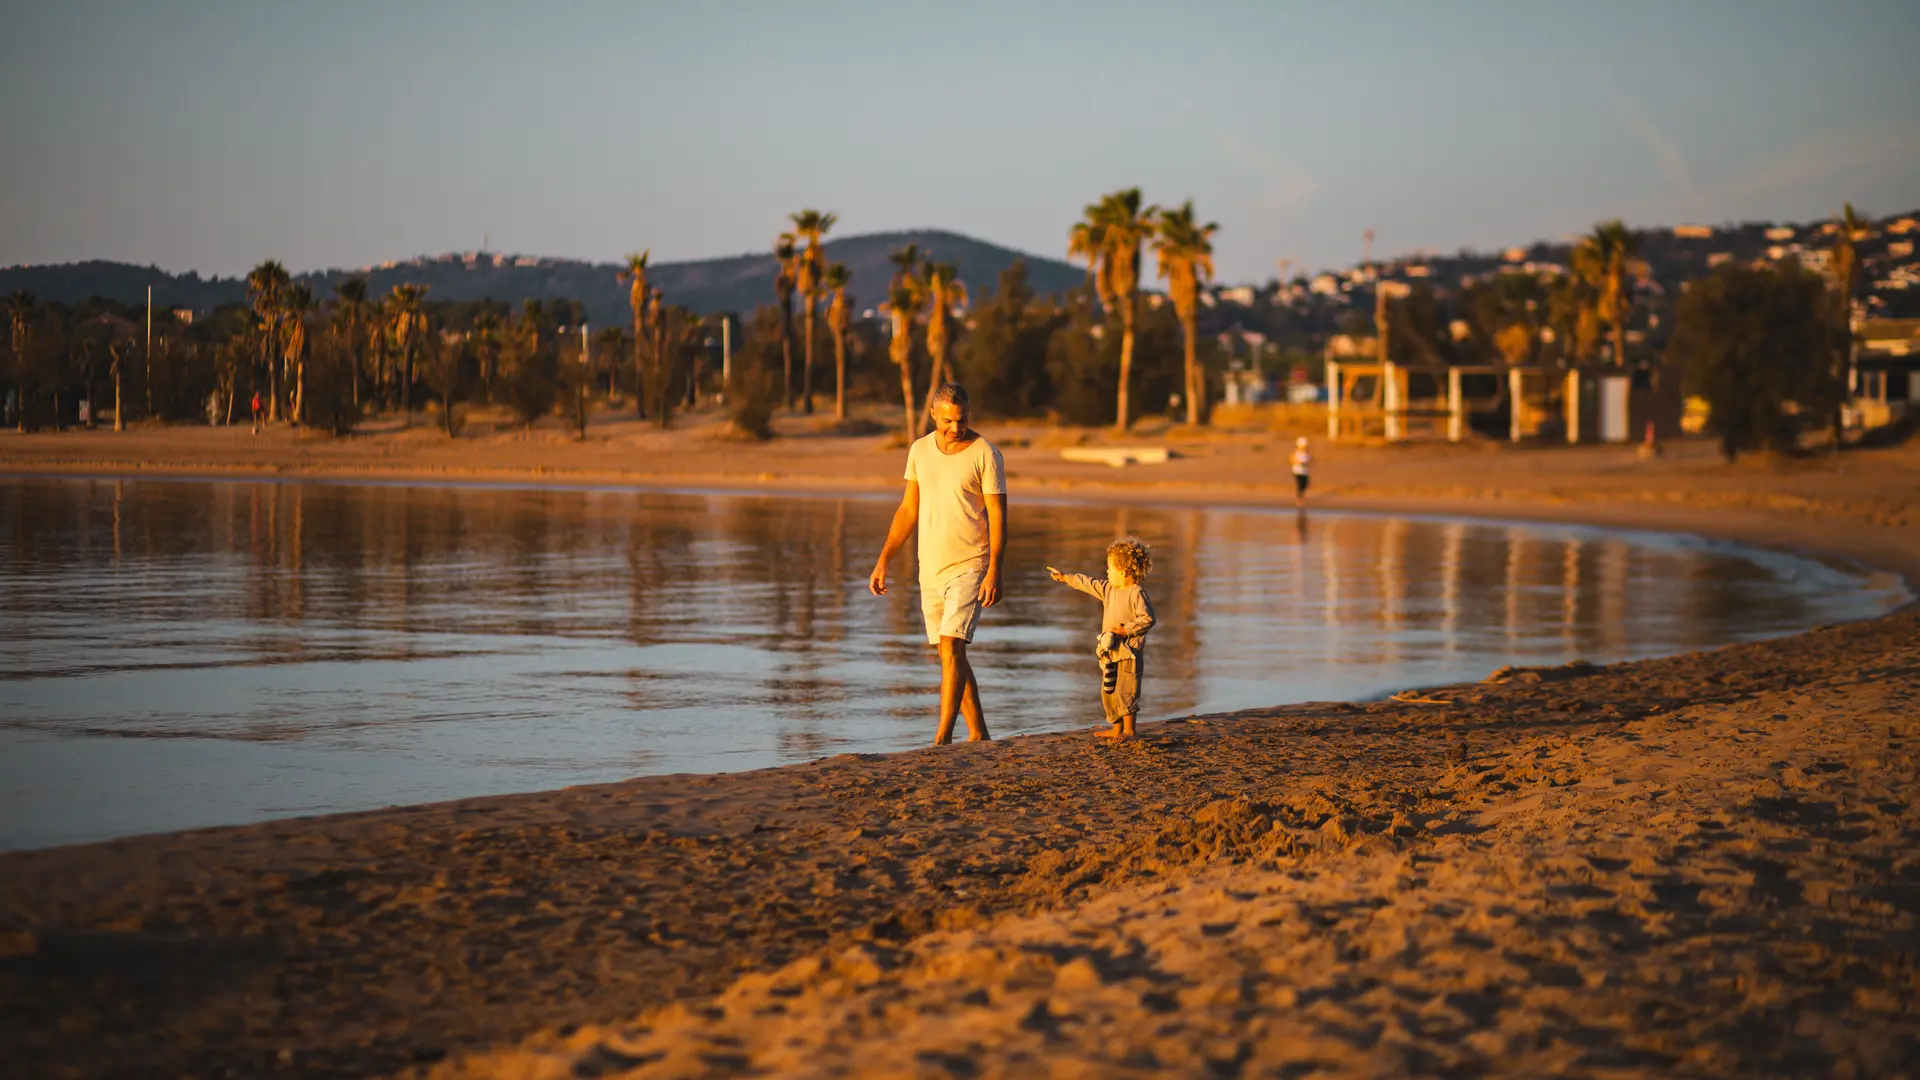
[905,431,1006,583]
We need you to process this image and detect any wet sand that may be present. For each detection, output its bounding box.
[2,415,1918,1077]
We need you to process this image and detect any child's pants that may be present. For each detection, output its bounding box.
[1101,657,1141,721]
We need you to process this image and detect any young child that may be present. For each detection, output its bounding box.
[1289,436,1312,507]
[1048,537,1156,740]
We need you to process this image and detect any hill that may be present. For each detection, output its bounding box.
[0,230,1089,326]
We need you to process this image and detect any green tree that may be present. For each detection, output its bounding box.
[593,325,627,399]
[1069,188,1157,430]
[8,291,36,431]
[789,210,837,415]
[919,260,968,424]
[621,252,652,420]
[245,260,290,420]
[953,260,1060,418]
[1827,203,1868,444]
[1672,261,1842,461]
[1151,199,1219,425]
[502,301,556,430]
[1572,220,1642,366]
[883,247,925,441]
[823,262,853,421]
[1045,290,1117,426]
[331,277,370,410]
[773,234,799,412]
[387,284,429,423]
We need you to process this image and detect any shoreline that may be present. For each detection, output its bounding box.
[4,428,1919,1075]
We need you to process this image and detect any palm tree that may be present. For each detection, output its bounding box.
[773,234,800,412]
[1829,203,1868,444]
[621,252,651,419]
[593,325,626,398]
[788,210,838,416]
[1572,220,1641,366]
[883,278,925,443]
[245,260,290,420]
[471,305,504,401]
[332,278,369,410]
[388,284,429,422]
[7,292,34,431]
[109,337,131,432]
[282,283,315,425]
[647,289,671,429]
[920,260,968,424]
[824,262,854,421]
[676,306,707,411]
[1069,188,1157,430]
[1152,199,1219,426]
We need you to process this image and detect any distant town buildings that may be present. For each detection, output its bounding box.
[1672,225,1714,239]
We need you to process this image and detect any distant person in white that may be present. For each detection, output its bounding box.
[868,383,1006,745]
[1290,436,1313,508]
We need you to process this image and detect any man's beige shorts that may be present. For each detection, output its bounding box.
[920,567,986,645]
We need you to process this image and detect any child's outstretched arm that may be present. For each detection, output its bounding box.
[1048,566,1106,600]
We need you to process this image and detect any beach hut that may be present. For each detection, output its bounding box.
[1326,359,1681,445]
[1849,319,1920,431]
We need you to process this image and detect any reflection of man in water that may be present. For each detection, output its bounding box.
[868,383,1005,745]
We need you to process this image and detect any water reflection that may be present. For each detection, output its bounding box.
[0,477,1904,850]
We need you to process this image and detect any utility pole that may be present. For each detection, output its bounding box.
[145,284,154,419]
[721,316,731,403]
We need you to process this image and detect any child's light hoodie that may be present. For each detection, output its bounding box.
[1057,573,1156,663]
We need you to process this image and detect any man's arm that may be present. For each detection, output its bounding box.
[868,481,920,595]
[978,492,1007,608]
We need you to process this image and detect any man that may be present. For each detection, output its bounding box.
[869,383,1005,745]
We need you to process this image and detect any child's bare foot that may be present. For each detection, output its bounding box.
[1095,726,1126,739]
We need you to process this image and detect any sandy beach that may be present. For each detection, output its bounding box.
[2,415,1917,1078]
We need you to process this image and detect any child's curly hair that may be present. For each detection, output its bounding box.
[1106,536,1153,578]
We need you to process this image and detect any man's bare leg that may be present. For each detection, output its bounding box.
[957,659,990,741]
[935,637,991,745]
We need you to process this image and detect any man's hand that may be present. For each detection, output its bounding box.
[868,560,889,596]
[978,567,1002,608]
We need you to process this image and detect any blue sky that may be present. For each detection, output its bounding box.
[3,0,1916,282]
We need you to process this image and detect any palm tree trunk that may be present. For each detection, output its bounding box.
[1116,311,1135,431]
[919,342,947,437]
[266,335,280,424]
[113,365,124,432]
[653,321,670,430]
[1183,312,1200,426]
[801,304,816,415]
[641,326,656,418]
[834,329,848,421]
[898,355,916,443]
[779,298,796,413]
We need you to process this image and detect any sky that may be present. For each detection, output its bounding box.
[3,0,1917,283]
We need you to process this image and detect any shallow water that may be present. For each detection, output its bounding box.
[0,476,1905,850]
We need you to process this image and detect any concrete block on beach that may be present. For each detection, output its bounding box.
[1059,445,1173,468]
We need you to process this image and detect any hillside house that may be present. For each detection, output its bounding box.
[1765,226,1796,241]
[1672,225,1714,239]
